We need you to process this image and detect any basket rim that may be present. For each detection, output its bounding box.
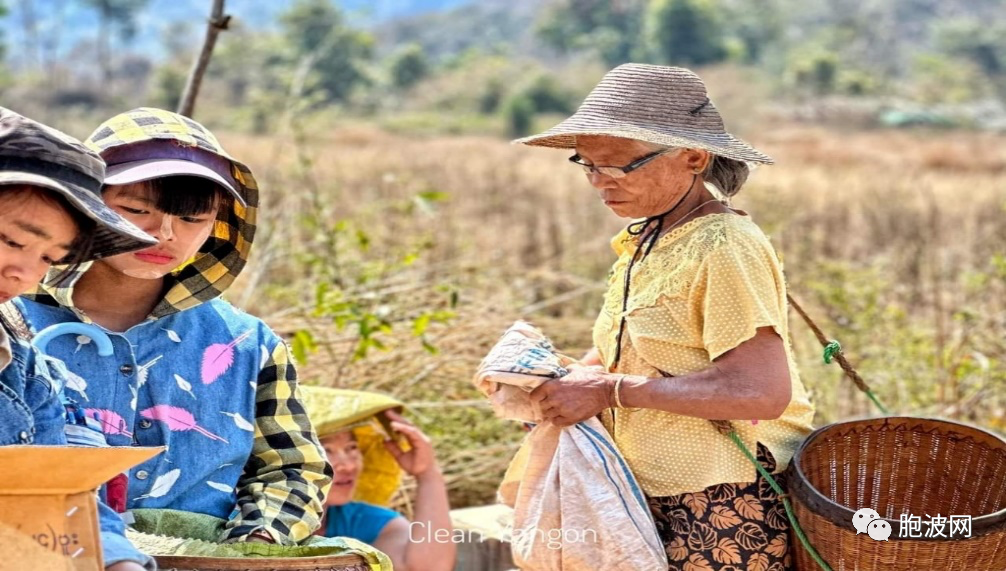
[789,415,1006,540]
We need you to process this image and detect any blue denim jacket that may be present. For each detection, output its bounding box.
[21,294,330,543]
[0,300,153,569]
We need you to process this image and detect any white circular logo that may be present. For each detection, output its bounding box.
[868,519,892,541]
[852,508,880,534]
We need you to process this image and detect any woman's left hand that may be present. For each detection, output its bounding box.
[530,369,615,427]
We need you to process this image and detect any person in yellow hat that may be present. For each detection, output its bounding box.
[302,386,456,571]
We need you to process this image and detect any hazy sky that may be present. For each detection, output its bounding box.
[5,0,469,68]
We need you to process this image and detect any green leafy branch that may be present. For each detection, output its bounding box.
[290,190,457,369]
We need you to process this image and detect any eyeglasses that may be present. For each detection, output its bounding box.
[568,148,675,179]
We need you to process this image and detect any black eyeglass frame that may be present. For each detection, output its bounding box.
[568,148,675,178]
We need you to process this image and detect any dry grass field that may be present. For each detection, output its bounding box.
[213,119,1006,508]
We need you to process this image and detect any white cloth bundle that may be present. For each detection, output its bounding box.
[475,320,570,423]
[475,322,668,571]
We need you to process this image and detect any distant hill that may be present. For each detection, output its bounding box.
[5,0,1003,119]
[374,0,543,60]
[341,0,473,21]
[4,0,479,63]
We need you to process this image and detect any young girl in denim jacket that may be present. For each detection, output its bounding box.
[0,107,157,570]
[21,108,333,545]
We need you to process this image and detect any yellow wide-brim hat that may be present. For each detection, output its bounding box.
[301,386,406,507]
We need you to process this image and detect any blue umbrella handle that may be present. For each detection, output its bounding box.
[33,323,114,357]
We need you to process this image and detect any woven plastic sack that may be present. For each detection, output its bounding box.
[476,322,667,571]
[474,320,572,423]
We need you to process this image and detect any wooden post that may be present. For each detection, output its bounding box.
[177,0,230,118]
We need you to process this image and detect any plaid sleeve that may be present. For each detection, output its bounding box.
[221,340,333,544]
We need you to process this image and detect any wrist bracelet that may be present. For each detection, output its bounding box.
[613,374,627,408]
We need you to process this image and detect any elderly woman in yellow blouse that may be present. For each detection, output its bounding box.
[518,64,815,569]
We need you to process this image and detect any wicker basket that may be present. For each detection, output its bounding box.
[154,553,371,571]
[787,417,1006,570]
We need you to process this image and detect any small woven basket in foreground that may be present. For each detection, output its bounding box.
[154,553,370,571]
[788,417,1006,570]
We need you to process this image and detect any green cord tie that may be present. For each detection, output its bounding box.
[727,431,833,571]
[820,340,889,415]
[822,340,842,364]
[865,390,890,415]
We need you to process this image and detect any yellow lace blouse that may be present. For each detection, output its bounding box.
[593,212,815,497]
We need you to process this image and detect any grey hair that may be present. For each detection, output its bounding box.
[640,142,750,198]
[702,155,750,198]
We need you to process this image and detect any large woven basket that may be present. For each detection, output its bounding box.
[787,417,1006,570]
[154,553,371,571]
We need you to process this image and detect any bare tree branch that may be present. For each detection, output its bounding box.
[177,0,229,118]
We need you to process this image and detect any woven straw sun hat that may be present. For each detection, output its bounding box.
[301,386,406,507]
[514,63,773,165]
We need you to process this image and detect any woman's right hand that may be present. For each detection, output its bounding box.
[383,410,439,478]
[531,368,618,426]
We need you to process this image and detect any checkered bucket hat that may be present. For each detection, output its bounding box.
[73,108,260,318]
